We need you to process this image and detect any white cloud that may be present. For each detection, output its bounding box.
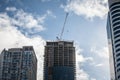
[91,78,97,80]
[0,8,46,80]
[5,7,55,35]
[75,43,94,80]
[46,10,56,18]
[6,7,17,11]
[76,69,89,80]
[75,43,110,80]
[90,46,110,72]
[75,44,89,80]
[76,68,97,80]
[11,8,45,33]
[95,63,103,67]
[41,0,51,2]
[62,0,108,19]
[90,46,109,59]
[75,43,94,64]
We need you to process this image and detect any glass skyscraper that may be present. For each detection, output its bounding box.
[0,46,37,80]
[107,0,120,80]
[44,41,76,80]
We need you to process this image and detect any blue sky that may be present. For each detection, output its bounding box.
[0,0,110,80]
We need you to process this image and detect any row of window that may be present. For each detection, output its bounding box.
[114,34,120,39]
[113,25,120,31]
[117,58,120,62]
[116,48,120,52]
[111,9,120,15]
[110,2,120,10]
[114,30,120,35]
[115,43,120,48]
[113,17,120,23]
[118,75,120,79]
[115,38,120,43]
[113,20,120,27]
[117,63,120,67]
[116,53,120,58]
[112,13,120,19]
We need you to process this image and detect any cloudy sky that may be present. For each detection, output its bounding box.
[0,0,110,80]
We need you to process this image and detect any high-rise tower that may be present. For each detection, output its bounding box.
[0,46,37,80]
[107,0,120,80]
[44,41,75,80]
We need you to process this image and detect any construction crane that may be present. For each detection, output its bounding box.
[56,12,69,40]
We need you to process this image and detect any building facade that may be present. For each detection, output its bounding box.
[0,46,37,80]
[44,41,76,80]
[107,0,120,80]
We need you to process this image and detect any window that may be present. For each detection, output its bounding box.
[110,2,120,9]
[118,75,120,79]
[115,39,120,43]
[111,9,120,15]
[116,53,120,57]
[113,26,120,31]
[117,63,120,67]
[114,30,120,35]
[112,13,120,19]
[117,58,120,62]
[116,48,120,52]
[113,21,120,27]
[111,5,120,11]
[113,17,120,23]
[115,44,120,48]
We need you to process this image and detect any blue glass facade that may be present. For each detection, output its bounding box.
[53,67,74,80]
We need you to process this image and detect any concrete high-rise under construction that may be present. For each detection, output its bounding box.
[107,0,120,80]
[0,46,37,80]
[44,41,76,80]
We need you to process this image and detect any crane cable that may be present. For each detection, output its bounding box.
[59,12,69,40]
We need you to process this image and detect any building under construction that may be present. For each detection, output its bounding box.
[44,41,76,80]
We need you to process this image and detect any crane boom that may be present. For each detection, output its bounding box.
[59,12,69,40]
